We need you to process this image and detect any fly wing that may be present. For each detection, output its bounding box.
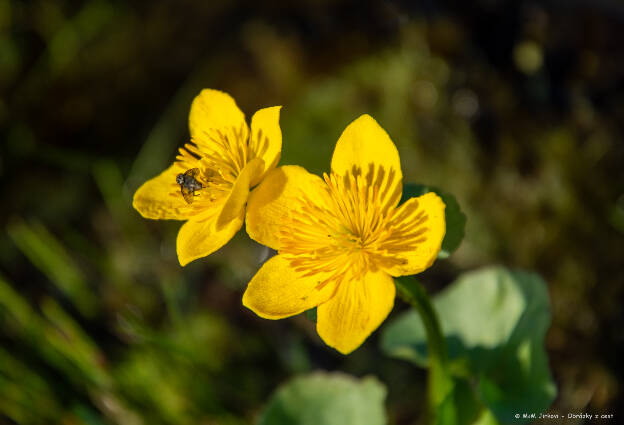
[184,168,200,178]
[181,186,195,204]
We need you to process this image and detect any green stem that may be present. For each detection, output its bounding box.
[396,277,454,425]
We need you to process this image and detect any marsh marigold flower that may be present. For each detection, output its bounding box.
[133,89,282,265]
[243,115,445,354]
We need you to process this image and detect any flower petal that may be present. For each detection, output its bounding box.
[176,207,244,266]
[242,255,338,319]
[384,192,446,277]
[132,164,197,220]
[189,89,248,143]
[316,270,396,354]
[249,106,283,185]
[216,157,264,229]
[176,157,264,265]
[246,165,328,250]
[330,114,402,193]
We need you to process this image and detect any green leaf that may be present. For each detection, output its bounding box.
[381,267,556,424]
[258,372,387,425]
[401,183,466,259]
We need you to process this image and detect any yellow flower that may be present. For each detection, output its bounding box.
[243,115,446,354]
[133,89,282,266]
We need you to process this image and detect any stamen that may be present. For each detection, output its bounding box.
[279,164,430,286]
[170,123,262,207]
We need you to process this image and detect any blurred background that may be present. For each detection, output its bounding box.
[1,0,623,423]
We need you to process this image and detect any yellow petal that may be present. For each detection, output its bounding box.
[316,270,396,354]
[188,89,248,143]
[176,158,264,265]
[330,115,402,195]
[132,164,197,220]
[176,207,244,266]
[384,192,446,277]
[242,255,338,319]
[216,157,264,229]
[249,106,283,185]
[245,166,328,250]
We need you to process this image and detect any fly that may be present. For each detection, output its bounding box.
[176,168,203,204]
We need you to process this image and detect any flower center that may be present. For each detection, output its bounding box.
[173,124,269,209]
[279,165,430,289]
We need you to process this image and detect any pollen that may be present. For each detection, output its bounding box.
[278,165,431,289]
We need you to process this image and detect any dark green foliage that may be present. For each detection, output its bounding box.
[2,0,623,423]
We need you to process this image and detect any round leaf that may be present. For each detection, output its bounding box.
[381,267,557,424]
[258,372,387,425]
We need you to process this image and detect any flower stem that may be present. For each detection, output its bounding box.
[396,277,455,425]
